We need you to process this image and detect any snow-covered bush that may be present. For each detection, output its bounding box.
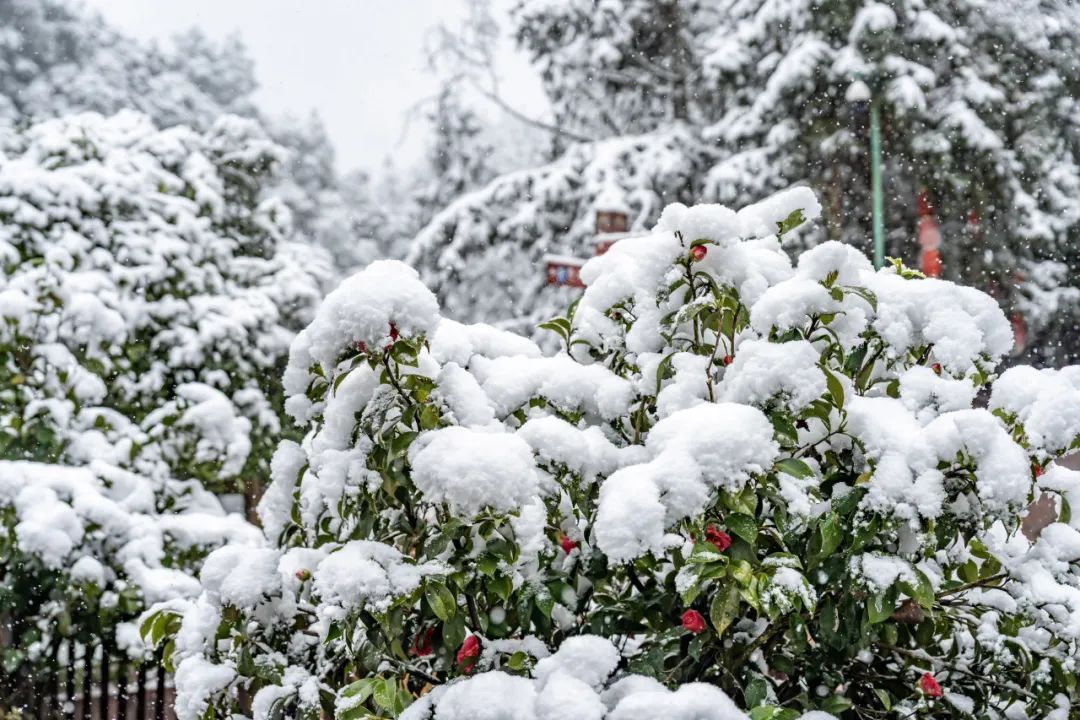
[0,110,329,487]
[0,110,326,687]
[151,188,1080,720]
[0,460,258,678]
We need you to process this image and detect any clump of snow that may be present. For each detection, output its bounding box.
[314,540,441,612]
[285,259,440,389]
[595,403,778,561]
[174,657,237,720]
[410,427,541,517]
[721,339,826,412]
[990,366,1080,458]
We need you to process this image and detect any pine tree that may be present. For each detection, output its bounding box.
[703,0,1080,365]
[410,0,1080,365]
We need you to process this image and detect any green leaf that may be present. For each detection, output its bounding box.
[822,367,845,408]
[818,513,843,558]
[426,582,457,622]
[726,513,758,545]
[443,613,466,650]
[709,584,740,637]
[490,574,513,602]
[372,677,395,711]
[776,208,807,237]
[820,695,853,715]
[535,587,555,618]
[873,688,892,711]
[507,651,528,671]
[744,673,769,708]
[655,350,678,394]
[867,592,893,624]
[775,458,814,479]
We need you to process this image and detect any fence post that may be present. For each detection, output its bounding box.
[66,639,77,720]
[136,663,147,720]
[154,654,166,720]
[98,643,109,720]
[81,642,92,720]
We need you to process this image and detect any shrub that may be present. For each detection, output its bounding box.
[151,188,1080,720]
[0,110,326,696]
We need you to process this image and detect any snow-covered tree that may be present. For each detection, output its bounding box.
[702,0,1080,366]
[412,87,499,228]
[409,0,1080,365]
[0,109,322,700]
[513,0,708,138]
[148,188,1080,720]
[407,128,707,336]
[0,110,329,488]
[0,0,389,275]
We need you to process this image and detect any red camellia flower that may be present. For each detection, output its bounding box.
[931,362,942,375]
[681,609,706,634]
[722,355,734,366]
[560,535,577,554]
[919,672,943,698]
[409,626,435,657]
[691,245,708,261]
[355,340,367,354]
[389,323,400,341]
[705,526,732,552]
[457,635,481,672]
[1033,463,1044,477]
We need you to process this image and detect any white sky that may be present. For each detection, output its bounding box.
[83,0,548,175]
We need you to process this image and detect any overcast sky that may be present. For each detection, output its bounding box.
[83,0,547,175]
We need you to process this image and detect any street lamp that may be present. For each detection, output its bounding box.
[847,77,885,270]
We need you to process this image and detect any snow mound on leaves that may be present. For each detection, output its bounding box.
[284,260,440,394]
[410,427,542,517]
[400,635,834,720]
[991,366,1080,459]
[595,403,779,562]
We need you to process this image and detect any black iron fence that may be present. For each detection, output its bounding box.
[0,638,173,720]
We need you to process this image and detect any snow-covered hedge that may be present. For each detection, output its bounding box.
[150,188,1080,720]
[0,460,258,670]
[0,110,327,682]
[0,109,329,486]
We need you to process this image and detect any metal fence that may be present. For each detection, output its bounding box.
[0,639,173,720]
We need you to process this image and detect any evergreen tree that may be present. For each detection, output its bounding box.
[702,0,1080,365]
[410,0,1080,365]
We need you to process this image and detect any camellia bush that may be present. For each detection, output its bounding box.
[149,187,1080,720]
[0,110,327,699]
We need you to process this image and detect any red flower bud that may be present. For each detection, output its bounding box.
[1033,464,1044,477]
[681,609,706,634]
[457,635,481,672]
[722,355,734,366]
[355,341,367,354]
[705,526,732,552]
[295,568,311,582]
[560,535,577,554]
[919,672,942,698]
[389,323,400,341]
[409,626,435,657]
[691,245,708,261]
[931,363,942,375]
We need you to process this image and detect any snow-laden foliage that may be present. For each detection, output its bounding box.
[0,460,258,673]
[151,188,1080,720]
[0,110,323,685]
[406,128,706,336]
[0,110,329,483]
[413,0,1080,365]
[0,0,392,273]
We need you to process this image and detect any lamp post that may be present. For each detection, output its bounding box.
[846,78,885,269]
